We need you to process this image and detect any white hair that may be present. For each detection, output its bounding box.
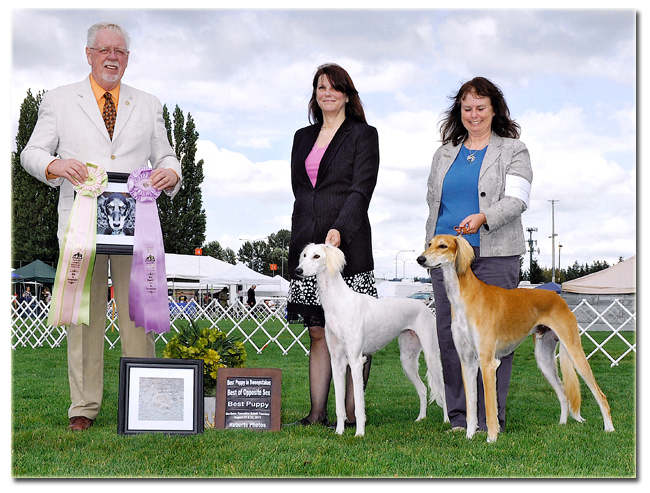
[87,22,130,50]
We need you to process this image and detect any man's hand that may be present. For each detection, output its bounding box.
[150,168,179,190]
[46,159,89,185]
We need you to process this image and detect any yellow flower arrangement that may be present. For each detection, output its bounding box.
[163,320,246,395]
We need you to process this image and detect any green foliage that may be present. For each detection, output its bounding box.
[236,229,291,278]
[12,89,60,266]
[202,240,237,264]
[523,257,615,284]
[158,104,207,254]
[237,240,271,274]
[162,320,246,393]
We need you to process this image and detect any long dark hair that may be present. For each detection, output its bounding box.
[308,63,367,125]
[439,77,520,146]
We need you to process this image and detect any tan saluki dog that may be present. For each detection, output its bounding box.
[417,234,614,443]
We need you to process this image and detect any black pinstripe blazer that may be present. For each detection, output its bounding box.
[288,117,380,277]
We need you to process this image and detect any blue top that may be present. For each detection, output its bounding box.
[435,145,487,247]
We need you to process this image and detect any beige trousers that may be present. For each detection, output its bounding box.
[67,254,156,420]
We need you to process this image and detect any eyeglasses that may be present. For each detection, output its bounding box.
[88,47,129,57]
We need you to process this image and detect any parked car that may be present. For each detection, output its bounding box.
[409,292,433,302]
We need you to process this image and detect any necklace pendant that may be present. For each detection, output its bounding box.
[467,154,475,163]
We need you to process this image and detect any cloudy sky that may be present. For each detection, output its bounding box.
[8,5,637,281]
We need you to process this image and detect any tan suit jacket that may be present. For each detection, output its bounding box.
[21,76,182,241]
[20,76,182,420]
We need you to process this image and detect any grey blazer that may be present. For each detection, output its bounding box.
[21,76,182,243]
[425,133,532,257]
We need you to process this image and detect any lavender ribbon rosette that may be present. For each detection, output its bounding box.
[127,167,170,334]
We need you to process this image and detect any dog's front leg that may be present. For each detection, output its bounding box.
[349,356,367,437]
[328,344,348,436]
[479,353,501,443]
[460,355,479,439]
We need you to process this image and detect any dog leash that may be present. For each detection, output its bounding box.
[454,224,471,236]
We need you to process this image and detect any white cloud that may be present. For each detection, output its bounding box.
[9,8,637,280]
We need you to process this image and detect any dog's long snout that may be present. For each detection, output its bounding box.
[293,267,304,279]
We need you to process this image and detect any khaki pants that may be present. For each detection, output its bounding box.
[67,254,156,420]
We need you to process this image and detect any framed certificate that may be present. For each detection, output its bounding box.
[118,357,204,435]
[95,172,136,254]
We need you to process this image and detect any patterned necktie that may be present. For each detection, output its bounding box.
[102,92,116,140]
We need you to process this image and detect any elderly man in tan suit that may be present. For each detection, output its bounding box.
[21,22,182,431]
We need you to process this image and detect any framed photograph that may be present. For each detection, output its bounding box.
[118,357,204,435]
[95,172,136,255]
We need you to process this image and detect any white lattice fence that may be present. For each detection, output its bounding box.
[11,296,636,366]
[571,298,636,367]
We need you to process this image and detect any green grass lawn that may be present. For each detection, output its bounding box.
[11,328,636,478]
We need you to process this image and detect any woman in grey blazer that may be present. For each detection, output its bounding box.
[287,64,380,427]
[426,77,532,433]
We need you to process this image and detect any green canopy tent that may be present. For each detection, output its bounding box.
[12,260,56,299]
[12,260,56,283]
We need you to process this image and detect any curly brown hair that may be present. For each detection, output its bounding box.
[439,77,520,146]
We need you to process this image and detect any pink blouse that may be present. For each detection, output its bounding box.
[305,143,328,187]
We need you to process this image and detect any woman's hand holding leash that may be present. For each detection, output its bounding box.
[456,213,486,235]
[325,229,341,247]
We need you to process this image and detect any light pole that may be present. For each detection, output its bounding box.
[280,237,288,280]
[526,227,539,274]
[395,250,415,279]
[548,200,559,283]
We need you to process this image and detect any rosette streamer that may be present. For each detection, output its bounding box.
[48,163,108,327]
[128,167,170,333]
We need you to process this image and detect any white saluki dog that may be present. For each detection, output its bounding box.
[418,234,614,443]
[295,243,447,436]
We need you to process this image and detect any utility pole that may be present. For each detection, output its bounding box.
[526,227,539,274]
[548,200,559,283]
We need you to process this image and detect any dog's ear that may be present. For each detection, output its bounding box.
[324,245,346,274]
[454,236,475,275]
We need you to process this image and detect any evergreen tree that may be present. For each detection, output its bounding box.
[158,105,207,254]
[238,240,271,274]
[267,229,291,279]
[11,89,60,267]
[203,240,236,264]
[528,257,545,284]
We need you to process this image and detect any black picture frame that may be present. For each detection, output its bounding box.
[95,172,135,255]
[118,357,204,435]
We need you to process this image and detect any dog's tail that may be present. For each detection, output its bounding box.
[425,368,436,405]
[559,343,583,421]
[426,367,448,421]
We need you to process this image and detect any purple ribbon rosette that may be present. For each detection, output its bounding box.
[127,167,170,334]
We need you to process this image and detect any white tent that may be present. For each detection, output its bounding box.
[256,277,290,297]
[561,256,636,294]
[165,253,232,281]
[203,262,288,297]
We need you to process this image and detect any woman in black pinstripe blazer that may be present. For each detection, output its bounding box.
[287,64,380,428]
